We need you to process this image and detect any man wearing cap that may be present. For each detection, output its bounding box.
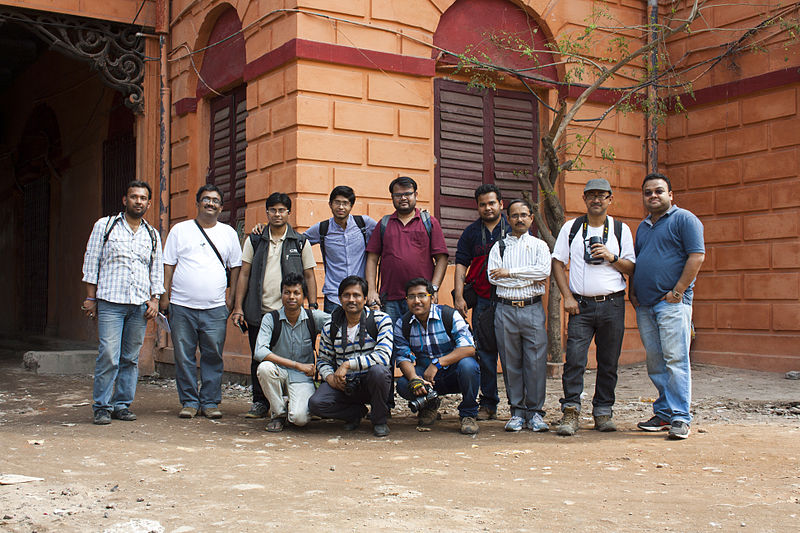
[551,178,635,436]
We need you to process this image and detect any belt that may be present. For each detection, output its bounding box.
[496,295,542,308]
[572,290,625,302]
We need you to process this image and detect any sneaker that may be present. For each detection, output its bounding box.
[594,414,617,432]
[244,402,268,419]
[504,416,525,432]
[111,408,137,421]
[527,413,549,433]
[476,406,498,421]
[637,415,671,432]
[556,406,579,436]
[668,420,690,440]
[93,409,111,425]
[202,406,223,419]
[343,417,361,431]
[460,416,480,435]
[178,406,198,419]
[372,423,390,438]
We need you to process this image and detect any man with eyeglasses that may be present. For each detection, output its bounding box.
[394,278,480,435]
[303,186,378,313]
[160,184,242,419]
[488,199,551,433]
[551,178,635,436]
[232,192,317,419]
[631,173,705,440]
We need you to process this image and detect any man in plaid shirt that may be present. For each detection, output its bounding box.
[81,181,164,425]
[394,278,480,435]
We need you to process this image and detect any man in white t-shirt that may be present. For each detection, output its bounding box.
[160,184,243,419]
[551,178,635,436]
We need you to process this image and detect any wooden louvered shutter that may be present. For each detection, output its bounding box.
[435,80,539,255]
[208,85,248,236]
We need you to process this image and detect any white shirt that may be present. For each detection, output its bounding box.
[163,220,243,309]
[488,232,551,299]
[551,216,635,297]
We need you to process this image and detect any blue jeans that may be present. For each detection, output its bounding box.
[396,357,480,418]
[323,297,340,314]
[636,300,693,424]
[93,300,148,413]
[474,296,499,410]
[169,304,229,409]
[382,299,408,408]
[561,294,625,416]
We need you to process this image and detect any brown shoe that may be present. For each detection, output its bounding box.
[594,414,617,432]
[460,416,480,435]
[178,406,198,419]
[202,406,223,419]
[476,406,498,421]
[556,406,580,436]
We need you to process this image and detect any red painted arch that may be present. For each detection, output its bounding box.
[196,7,246,99]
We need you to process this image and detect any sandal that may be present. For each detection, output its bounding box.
[266,417,286,433]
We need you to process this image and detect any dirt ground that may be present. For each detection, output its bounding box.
[1,347,799,533]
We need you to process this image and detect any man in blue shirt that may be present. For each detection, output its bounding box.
[395,278,480,435]
[304,186,378,313]
[631,173,705,440]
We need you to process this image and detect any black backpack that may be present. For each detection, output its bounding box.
[400,305,456,350]
[99,213,157,275]
[268,308,317,349]
[567,215,625,281]
[327,306,380,348]
[318,215,368,267]
[379,210,432,241]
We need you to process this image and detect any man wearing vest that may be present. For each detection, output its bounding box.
[81,180,164,425]
[254,273,330,432]
[160,184,243,420]
[303,186,378,313]
[232,192,317,419]
[551,178,636,436]
[309,276,394,437]
[453,184,510,421]
[632,173,705,440]
[488,200,552,432]
[394,278,480,435]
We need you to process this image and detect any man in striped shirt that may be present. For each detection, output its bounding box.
[488,199,552,432]
[308,276,393,437]
[81,180,164,425]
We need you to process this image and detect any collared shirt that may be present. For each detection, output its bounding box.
[364,209,449,301]
[551,215,636,297]
[254,308,330,382]
[394,304,474,368]
[488,232,551,299]
[633,205,705,306]
[242,226,316,313]
[82,213,164,305]
[317,310,394,380]
[304,214,378,305]
[455,216,510,299]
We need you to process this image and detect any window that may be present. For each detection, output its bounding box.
[435,79,539,251]
[208,85,247,236]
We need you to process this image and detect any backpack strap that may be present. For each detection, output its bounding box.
[401,310,414,345]
[318,219,330,267]
[419,210,432,239]
[613,218,623,254]
[305,308,317,346]
[353,215,368,246]
[439,305,455,343]
[379,214,390,242]
[268,310,282,350]
[567,215,588,247]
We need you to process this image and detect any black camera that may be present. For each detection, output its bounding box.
[408,389,440,413]
[344,374,363,396]
[584,235,604,265]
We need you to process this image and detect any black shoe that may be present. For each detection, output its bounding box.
[244,402,268,419]
[637,415,670,432]
[373,423,390,437]
[343,417,361,431]
[93,409,111,425]
[667,420,690,440]
[111,408,137,421]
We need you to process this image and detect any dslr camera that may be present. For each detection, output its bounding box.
[584,236,605,265]
[408,389,440,413]
[344,373,363,396]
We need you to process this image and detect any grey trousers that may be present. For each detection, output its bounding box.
[494,300,548,418]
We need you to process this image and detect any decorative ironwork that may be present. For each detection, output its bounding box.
[0,7,145,113]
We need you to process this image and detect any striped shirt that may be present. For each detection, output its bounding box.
[394,305,474,367]
[317,310,393,380]
[82,214,164,305]
[488,232,551,299]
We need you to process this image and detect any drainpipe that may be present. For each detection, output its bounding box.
[157,0,171,237]
[646,0,659,174]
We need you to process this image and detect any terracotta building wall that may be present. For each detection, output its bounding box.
[0,0,157,26]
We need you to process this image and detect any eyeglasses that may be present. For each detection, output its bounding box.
[585,192,611,200]
[391,191,416,199]
[405,292,431,302]
[267,208,289,215]
[331,200,351,208]
[509,213,531,220]
[643,189,667,197]
[200,197,222,205]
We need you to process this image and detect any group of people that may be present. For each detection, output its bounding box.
[81,172,704,440]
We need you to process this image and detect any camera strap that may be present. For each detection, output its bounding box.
[581,216,609,244]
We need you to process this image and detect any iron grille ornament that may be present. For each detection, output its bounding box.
[0,7,145,113]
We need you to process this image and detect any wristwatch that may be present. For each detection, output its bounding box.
[309,302,319,309]
[672,290,682,300]
[610,254,619,264]
[431,357,442,369]
[432,284,439,292]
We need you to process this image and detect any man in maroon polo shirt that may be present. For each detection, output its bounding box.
[365,176,449,325]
